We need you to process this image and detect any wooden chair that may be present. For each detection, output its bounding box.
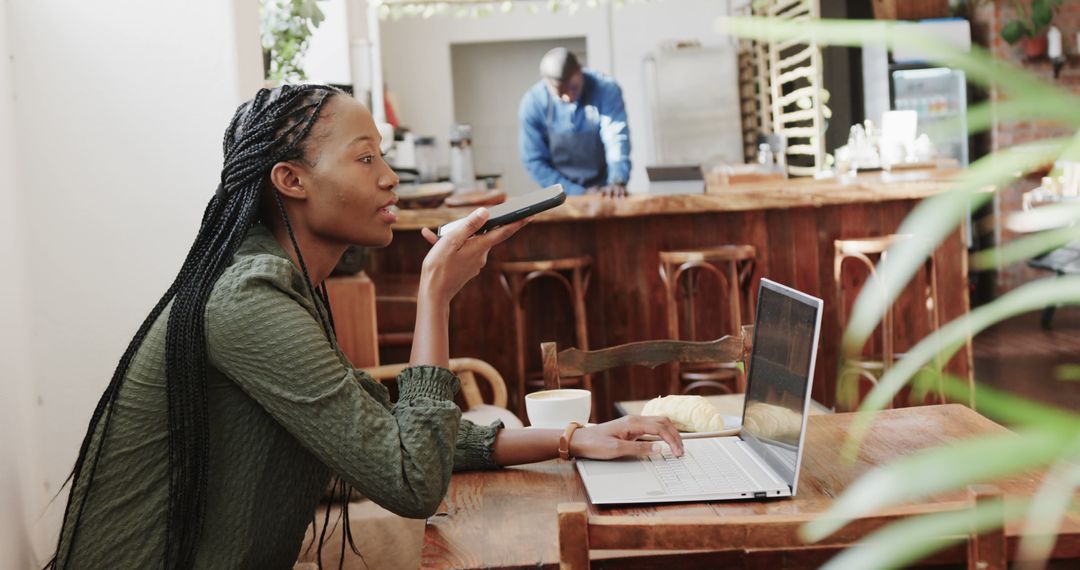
[324,272,380,368]
[833,234,958,411]
[558,485,1006,569]
[541,327,754,420]
[659,245,757,396]
[499,256,593,413]
[362,357,523,428]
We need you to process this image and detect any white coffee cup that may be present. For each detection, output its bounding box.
[524,389,591,428]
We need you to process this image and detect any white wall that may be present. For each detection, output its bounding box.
[304,0,352,84]
[4,0,262,562]
[610,0,734,187]
[0,0,39,567]
[374,0,734,194]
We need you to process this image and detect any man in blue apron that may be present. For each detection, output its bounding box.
[518,47,631,197]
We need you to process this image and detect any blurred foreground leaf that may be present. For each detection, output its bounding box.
[842,276,1080,459]
[804,428,1079,543]
[818,497,1027,570]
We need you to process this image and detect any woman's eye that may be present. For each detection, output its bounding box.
[360,155,374,164]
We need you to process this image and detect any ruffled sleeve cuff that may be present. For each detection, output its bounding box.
[454,419,503,471]
[396,365,460,402]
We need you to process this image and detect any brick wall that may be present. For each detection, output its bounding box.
[970,0,1080,294]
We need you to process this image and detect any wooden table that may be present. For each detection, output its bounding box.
[371,170,974,418]
[421,405,1080,569]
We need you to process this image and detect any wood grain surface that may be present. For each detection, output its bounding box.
[391,170,962,229]
[420,405,1080,569]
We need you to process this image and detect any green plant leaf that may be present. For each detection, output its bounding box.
[841,276,1080,459]
[818,497,1028,570]
[936,374,1080,431]
[1004,201,1080,233]
[929,98,1080,143]
[1016,457,1080,563]
[819,373,1080,569]
[840,139,1071,358]
[970,224,1080,271]
[1031,1,1053,31]
[1057,365,1080,382]
[1002,20,1027,44]
[803,428,1079,543]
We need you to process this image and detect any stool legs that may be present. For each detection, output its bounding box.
[501,272,529,416]
[570,267,593,400]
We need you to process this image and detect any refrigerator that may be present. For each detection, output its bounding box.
[862,18,971,166]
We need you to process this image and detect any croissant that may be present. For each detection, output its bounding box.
[641,395,727,433]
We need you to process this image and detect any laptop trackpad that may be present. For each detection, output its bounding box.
[579,457,645,476]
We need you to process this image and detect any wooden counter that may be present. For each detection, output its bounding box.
[369,169,972,419]
[390,169,960,229]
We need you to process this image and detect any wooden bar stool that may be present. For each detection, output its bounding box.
[498,256,592,415]
[833,234,944,411]
[659,245,756,396]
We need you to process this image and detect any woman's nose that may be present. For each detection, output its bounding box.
[380,166,399,190]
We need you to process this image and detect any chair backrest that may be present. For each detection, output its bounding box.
[362,357,508,410]
[541,326,754,391]
[557,485,1005,569]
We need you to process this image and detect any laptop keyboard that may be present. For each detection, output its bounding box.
[648,444,752,494]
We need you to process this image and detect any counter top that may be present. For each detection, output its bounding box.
[390,169,960,230]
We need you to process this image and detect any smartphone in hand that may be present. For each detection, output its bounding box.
[437,184,566,238]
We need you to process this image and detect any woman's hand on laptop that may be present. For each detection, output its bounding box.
[570,416,684,460]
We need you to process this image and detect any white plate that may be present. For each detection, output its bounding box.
[523,422,597,429]
[638,415,742,440]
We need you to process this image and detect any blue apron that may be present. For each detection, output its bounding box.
[546,92,606,188]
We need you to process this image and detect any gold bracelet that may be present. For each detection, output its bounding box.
[558,421,585,461]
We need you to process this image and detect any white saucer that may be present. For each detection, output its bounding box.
[638,415,742,440]
[524,422,597,429]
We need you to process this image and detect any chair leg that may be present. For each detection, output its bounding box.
[1041,304,1057,330]
[557,503,590,570]
[509,277,528,416]
[727,260,747,393]
[571,267,595,420]
[967,486,1006,570]
[662,263,682,396]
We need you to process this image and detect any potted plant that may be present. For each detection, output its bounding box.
[1001,0,1062,58]
[260,0,326,82]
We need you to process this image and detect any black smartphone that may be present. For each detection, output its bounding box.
[437,184,566,238]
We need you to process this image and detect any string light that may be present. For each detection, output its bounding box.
[370,0,653,20]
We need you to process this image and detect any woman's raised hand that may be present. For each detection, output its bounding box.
[569,415,685,460]
[418,208,529,303]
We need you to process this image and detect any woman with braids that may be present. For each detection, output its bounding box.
[48,84,684,569]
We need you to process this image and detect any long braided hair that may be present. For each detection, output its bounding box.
[49,84,363,569]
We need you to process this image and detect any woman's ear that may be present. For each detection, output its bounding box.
[269,161,308,200]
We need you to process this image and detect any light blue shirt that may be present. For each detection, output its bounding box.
[518,69,631,195]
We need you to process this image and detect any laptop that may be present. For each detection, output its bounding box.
[576,278,823,504]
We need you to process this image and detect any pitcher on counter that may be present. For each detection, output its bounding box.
[519,47,632,198]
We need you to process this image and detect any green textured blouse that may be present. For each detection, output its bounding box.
[55,225,500,569]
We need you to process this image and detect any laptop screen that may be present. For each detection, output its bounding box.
[740,279,822,492]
